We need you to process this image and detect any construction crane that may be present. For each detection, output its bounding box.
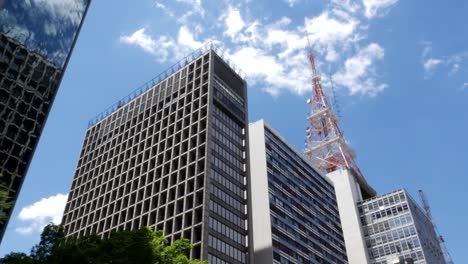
[303,50,368,185]
[418,190,454,264]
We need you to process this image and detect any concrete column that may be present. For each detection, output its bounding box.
[248,120,274,263]
[327,169,371,264]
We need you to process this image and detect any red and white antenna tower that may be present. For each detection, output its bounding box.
[304,49,366,182]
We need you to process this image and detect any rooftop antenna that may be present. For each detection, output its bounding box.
[303,34,368,183]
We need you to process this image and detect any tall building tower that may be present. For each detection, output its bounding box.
[249,119,348,264]
[62,48,252,263]
[0,0,91,241]
[359,189,446,264]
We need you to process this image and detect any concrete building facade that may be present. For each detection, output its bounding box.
[326,169,376,264]
[359,189,446,264]
[62,48,252,263]
[0,0,91,241]
[249,120,348,264]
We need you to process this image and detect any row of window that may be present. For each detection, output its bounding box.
[81,74,209,165]
[208,254,228,264]
[363,214,413,236]
[212,128,243,158]
[86,83,207,154]
[212,156,244,184]
[87,53,210,129]
[371,250,425,264]
[361,204,409,224]
[263,128,347,263]
[360,191,407,214]
[213,105,242,133]
[73,143,205,197]
[209,217,245,246]
[366,225,417,247]
[208,235,246,263]
[212,141,243,173]
[265,129,332,197]
[67,160,205,215]
[369,236,421,260]
[79,117,207,181]
[213,77,244,107]
[213,116,243,146]
[210,169,244,198]
[209,184,244,213]
[209,200,245,229]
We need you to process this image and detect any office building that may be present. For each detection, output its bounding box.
[62,48,252,263]
[249,119,348,264]
[0,0,91,240]
[359,189,446,264]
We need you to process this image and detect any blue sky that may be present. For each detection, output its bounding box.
[1,0,467,262]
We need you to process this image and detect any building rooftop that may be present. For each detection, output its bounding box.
[87,43,245,128]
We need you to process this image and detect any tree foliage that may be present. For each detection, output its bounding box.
[0,172,13,225]
[0,224,206,264]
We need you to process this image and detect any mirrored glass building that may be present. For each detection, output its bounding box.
[0,0,91,241]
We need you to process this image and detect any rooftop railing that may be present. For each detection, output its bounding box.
[87,42,245,128]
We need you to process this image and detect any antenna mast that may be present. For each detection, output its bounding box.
[418,190,454,264]
[304,49,366,182]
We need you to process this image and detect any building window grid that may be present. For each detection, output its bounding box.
[207,98,249,262]
[264,130,333,189]
[360,190,444,264]
[263,127,348,264]
[63,54,212,257]
[264,132,337,206]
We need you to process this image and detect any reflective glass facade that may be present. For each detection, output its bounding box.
[249,120,348,264]
[62,50,251,263]
[359,189,445,264]
[0,0,90,240]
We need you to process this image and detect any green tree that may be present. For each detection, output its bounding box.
[1,224,206,264]
[0,253,32,264]
[0,172,12,225]
[30,224,65,263]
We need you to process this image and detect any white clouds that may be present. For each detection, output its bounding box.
[178,26,203,49]
[285,0,300,7]
[223,6,246,39]
[120,28,158,55]
[176,0,204,24]
[155,1,174,17]
[330,0,360,14]
[420,41,468,78]
[121,0,397,97]
[229,47,309,95]
[333,43,387,96]
[362,0,399,18]
[29,0,86,26]
[15,193,68,235]
[119,28,178,62]
[305,12,357,45]
[120,26,212,63]
[423,58,443,72]
[304,11,359,61]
